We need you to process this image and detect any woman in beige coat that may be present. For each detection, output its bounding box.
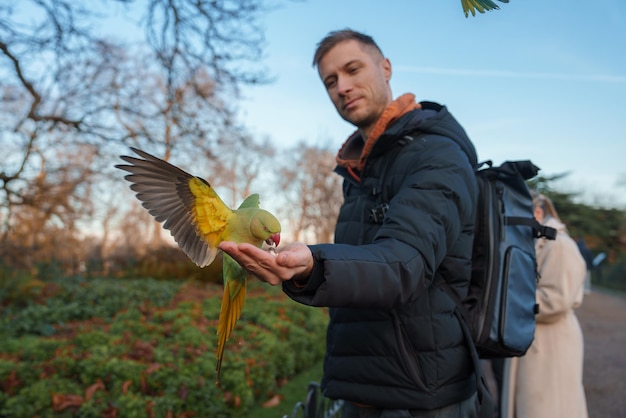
[501,193,589,418]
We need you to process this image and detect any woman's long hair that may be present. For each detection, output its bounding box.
[531,190,562,223]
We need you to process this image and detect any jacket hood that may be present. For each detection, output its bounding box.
[378,100,478,168]
[336,95,478,176]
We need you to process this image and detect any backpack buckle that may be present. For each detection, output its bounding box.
[369,203,389,223]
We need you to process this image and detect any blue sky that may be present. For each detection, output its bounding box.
[237,0,626,207]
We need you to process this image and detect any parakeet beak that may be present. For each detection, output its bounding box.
[266,233,281,247]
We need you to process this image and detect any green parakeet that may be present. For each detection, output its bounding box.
[461,0,509,17]
[116,147,281,383]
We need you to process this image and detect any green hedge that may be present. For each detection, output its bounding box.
[0,276,328,417]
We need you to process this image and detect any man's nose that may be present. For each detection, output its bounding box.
[336,75,353,96]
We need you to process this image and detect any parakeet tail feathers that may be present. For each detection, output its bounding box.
[215,279,246,380]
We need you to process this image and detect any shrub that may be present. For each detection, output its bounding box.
[0,277,328,417]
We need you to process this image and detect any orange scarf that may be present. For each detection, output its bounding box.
[336,93,421,181]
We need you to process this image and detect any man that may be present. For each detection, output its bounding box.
[220,29,479,417]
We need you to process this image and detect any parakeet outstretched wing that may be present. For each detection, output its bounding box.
[115,147,231,267]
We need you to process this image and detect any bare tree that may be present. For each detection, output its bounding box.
[0,0,277,269]
[279,142,343,243]
[1,144,97,271]
[200,133,277,208]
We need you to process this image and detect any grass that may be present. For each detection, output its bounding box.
[250,359,325,418]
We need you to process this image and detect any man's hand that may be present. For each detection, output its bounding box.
[218,241,314,286]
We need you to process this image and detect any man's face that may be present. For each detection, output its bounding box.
[317,40,392,137]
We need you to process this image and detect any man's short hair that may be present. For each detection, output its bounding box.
[312,28,384,67]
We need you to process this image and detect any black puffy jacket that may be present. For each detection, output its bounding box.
[283,101,479,410]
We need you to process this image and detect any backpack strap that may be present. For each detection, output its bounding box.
[506,216,557,240]
[455,306,496,418]
[438,280,495,418]
[368,134,420,223]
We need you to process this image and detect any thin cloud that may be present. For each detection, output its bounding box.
[395,66,626,83]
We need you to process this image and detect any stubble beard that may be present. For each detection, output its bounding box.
[340,103,376,132]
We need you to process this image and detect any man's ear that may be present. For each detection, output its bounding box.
[382,58,392,81]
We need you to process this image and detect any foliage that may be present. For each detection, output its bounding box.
[250,360,325,418]
[0,276,328,417]
[593,252,626,292]
[1,276,179,338]
[107,244,225,283]
[529,177,626,291]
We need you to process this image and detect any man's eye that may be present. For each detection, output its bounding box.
[325,80,336,89]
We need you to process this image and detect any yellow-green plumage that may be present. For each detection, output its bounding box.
[461,0,509,17]
[115,147,281,384]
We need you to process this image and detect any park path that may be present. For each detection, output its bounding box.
[577,289,626,418]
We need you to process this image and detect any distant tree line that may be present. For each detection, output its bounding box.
[530,176,626,291]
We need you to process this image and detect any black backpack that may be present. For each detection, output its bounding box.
[447,159,557,359]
